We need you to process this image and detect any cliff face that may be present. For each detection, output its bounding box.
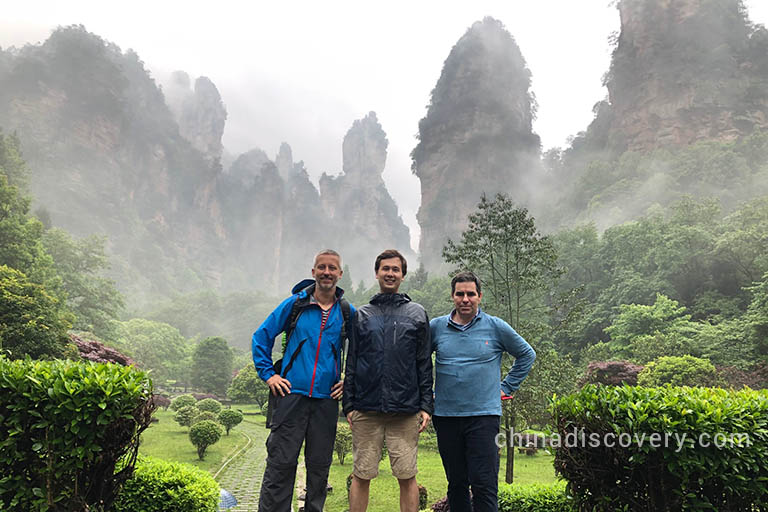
[320,112,414,283]
[412,17,541,271]
[165,71,227,161]
[0,26,414,302]
[597,0,768,152]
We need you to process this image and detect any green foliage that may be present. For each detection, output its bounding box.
[189,419,223,460]
[637,355,722,387]
[112,456,219,512]
[174,405,197,429]
[552,385,768,510]
[41,228,124,338]
[192,411,218,425]
[0,357,155,511]
[217,409,243,435]
[196,397,222,414]
[443,193,562,330]
[260,402,269,416]
[170,394,196,411]
[497,482,574,512]
[227,365,269,406]
[113,318,192,386]
[191,336,233,395]
[405,275,453,320]
[334,422,353,465]
[0,264,74,359]
[512,346,578,428]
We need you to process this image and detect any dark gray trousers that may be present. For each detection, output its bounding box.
[258,394,338,512]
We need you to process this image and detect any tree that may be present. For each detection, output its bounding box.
[173,405,197,429]
[334,423,353,465]
[191,336,233,395]
[0,265,74,359]
[443,193,562,330]
[442,193,564,484]
[218,409,243,435]
[113,319,192,386]
[189,420,223,460]
[42,228,124,338]
[227,366,270,407]
[170,394,196,412]
[196,398,222,414]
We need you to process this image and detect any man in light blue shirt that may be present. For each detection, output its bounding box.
[430,271,535,512]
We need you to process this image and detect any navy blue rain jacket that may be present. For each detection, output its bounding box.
[342,292,433,415]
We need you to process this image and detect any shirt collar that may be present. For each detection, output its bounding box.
[447,308,483,331]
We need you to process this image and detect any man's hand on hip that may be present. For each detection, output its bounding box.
[418,410,431,433]
[330,381,343,400]
[266,374,291,396]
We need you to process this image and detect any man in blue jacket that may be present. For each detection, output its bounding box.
[343,249,433,512]
[430,271,536,512]
[252,249,354,512]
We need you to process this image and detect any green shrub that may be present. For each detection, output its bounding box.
[218,409,243,435]
[170,394,196,411]
[112,456,218,512]
[0,357,155,511]
[192,411,218,425]
[637,355,722,387]
[174,405,198,428]
[189,420,223,460]
[552,385,768,510]
[498,482,574,512]
[196,397,222,414]
[260,402,269,416]
[335,423,353,465]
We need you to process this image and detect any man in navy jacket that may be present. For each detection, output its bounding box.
[252,249,354,512]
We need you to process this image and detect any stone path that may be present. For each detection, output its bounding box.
[214,417,270,512]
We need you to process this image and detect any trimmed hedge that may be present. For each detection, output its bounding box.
[113,456,218,512]
[170,394,196,411]
[498,482,574,511]
[0,357,155,511]
[552,384,768,511]
[189,420,223,460]
[196,397,222,414]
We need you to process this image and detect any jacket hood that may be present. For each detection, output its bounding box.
[370,292,411,306]
[291,278,346,299]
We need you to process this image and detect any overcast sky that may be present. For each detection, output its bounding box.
[3,1,767,250]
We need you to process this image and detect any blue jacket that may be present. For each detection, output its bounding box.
[430,309,535,416]
[252,280,355,399]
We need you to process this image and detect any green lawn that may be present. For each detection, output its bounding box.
[139,408,251,474]
[323,435,557,511]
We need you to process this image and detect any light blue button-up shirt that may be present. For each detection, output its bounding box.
[430,309,536,416]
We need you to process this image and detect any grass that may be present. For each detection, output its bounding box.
[323,433,558,511]
[139,408,251,474]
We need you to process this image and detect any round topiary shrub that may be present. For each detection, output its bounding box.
[189,420,223,460]
[174,405,198,428]
[197,397,222,414]
[218,409,243,435]
[193,411,218,425]
[113,456,219,512]
[171,394,197,411]
[637,355,721,387]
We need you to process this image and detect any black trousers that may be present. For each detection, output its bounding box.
[258,394,338,512]
[433,415,501,512]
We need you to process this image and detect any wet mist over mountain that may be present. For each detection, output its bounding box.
[2,0,768,312]
[0,26,411,306]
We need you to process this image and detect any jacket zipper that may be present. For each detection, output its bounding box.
[308,309,329,397]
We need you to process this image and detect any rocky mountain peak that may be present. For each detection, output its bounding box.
[341,111,387,185]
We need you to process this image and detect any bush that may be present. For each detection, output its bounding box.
[189,420,223,460]
[170,394,196,411]
[192,411,218,425]
[196,397,222,414]
[498,482,574,511]
[0,357,154,511]
[218,409,243,435]
[153,394,171,410]
[112,456,219,512]
[72,332,134,366]
[637,355,721,387]
[174,405,198,428]
[261,402,269,416]
[552,384,768,510]
[579,360,643,386]
[335,423,353,465]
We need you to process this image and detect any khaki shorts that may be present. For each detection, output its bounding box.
[348,411,420,480]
